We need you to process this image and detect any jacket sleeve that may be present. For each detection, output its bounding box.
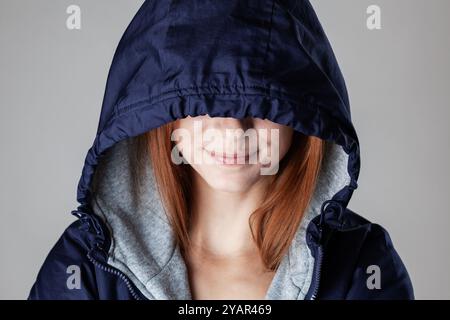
[28,220,99,300]
[345,223,415,300]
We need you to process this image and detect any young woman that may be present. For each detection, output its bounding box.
[29,0,414,300]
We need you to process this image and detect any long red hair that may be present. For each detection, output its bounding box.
[133,120,325,271]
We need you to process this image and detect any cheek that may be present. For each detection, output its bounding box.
[255,121,293,161]
[278,127,294,159]
[172,118,202,165]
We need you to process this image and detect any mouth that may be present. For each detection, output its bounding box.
[203,148,258,166]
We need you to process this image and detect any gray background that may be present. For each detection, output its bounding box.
[1,0,449,299]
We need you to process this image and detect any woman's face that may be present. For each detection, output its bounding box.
[172,115,293,193]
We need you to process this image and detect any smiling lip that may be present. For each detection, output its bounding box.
[203,148,257,165]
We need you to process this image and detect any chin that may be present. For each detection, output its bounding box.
[203,169,262,193]
[206,180,250,193]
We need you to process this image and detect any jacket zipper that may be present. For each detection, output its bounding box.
[309,245,323,300]
[308,199,341,300]
[73,209,143,300]
[87,251,143,300]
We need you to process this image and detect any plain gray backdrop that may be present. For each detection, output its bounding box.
[1,0,449,299]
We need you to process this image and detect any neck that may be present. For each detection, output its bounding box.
[188,174,270,259]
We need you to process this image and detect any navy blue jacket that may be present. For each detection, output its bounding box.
[28,0,414,300]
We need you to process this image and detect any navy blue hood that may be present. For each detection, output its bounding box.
[76,0,359,214]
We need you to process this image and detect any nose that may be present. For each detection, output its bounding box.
[214,117,254,131]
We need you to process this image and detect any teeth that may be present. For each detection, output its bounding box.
[205,148,254,165]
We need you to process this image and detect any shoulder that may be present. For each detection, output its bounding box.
[341,208,415,299]
[28,220,99,299]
